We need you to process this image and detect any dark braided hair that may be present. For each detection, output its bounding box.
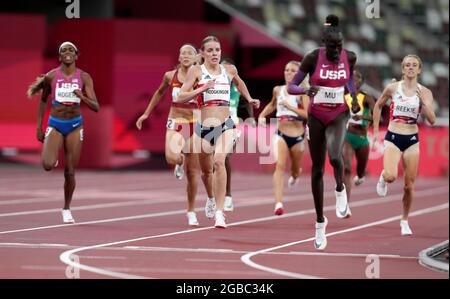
[27,75,46,98]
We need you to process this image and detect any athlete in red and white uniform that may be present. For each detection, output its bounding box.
[259,61,309,216]
[373,54,436,236]
[177,36,260,229]
[136,44,201,226]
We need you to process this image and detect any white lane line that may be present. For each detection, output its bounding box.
[60,226,216,279]
[78,256,128,260]
[0,183,380,234]
[0,184,279,206]
[0,178,438,217]
[0,209,190,235]
[0,181,375,217]
[0,189,188,205]
[0,197,62,206]
[0,242,417,260]
[0,197,186,217]
[21,265,67,271]
[100,267,266,276]
[0,177,279,205]
[123,247,417,260]
[59,186,448,279]
[240,203,449,279]
[0,243,69,248]
[0,176,180,192]
[285,251,417,260]
[1,176,439,206]
[123,246,236,253]
[0,184,282,214]
[185,258,242,263]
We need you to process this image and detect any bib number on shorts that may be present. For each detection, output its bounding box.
[45,127,53,138]
[166,118,176,130]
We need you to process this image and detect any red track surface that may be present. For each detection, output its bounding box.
[0,166,448,279]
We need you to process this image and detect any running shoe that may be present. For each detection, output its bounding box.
[353,175,365,186]
[62,209,75,224]
[314,216,328,250]
[214,210,226,228]
[288,176,299,188]
[376,171,388,197]
[173,155,185,180]
[224,196,234,212]
[335,185,350,218]
[345,206,352,218]
[400,220,412,236]
[205,197,216,219]
[274,202,284,216]
[174,162,184,180]
[187,211,199,227]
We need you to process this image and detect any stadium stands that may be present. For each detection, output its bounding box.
[221,0,449,115]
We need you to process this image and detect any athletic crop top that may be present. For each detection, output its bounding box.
[389,82,422,124]
[171,70,198,109]
[276,86,305,121]
[197,64,231,107]
[50,67,83,106]
[309,47,350,107]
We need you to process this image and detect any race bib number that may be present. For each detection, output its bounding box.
[45,127,53,138]
[314,86,345,105]
[203,82,230,103]
[55,82,81,104]
[166,118,176,130]
[392,103,419,119]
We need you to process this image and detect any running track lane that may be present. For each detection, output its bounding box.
[0,169,448,279]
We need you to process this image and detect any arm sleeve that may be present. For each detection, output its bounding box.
[345,72,356,97]
[287,70,308,95]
